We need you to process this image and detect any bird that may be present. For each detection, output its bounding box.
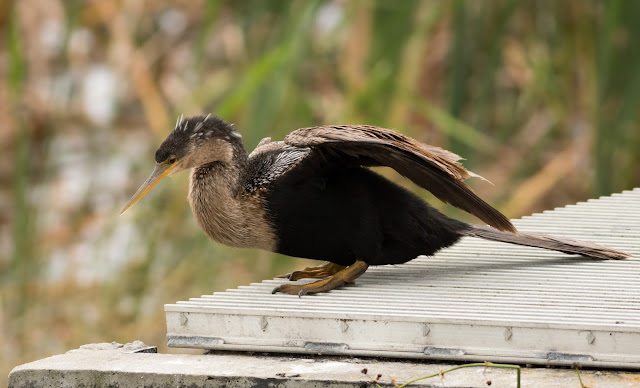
[121,114,631,296]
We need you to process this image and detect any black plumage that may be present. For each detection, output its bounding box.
[268,165,463,266]
[122,115,631,296]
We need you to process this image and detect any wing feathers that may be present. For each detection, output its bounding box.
[243,142,310,193]
[285,125,516,233]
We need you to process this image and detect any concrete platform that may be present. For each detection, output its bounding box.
[8,341,640,387]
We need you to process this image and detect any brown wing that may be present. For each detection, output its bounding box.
[285,125,517,233]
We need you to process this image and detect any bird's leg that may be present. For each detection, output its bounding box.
[272,260,369,296]
[275,261,346,281]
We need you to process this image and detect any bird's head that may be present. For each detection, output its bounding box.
[121,114,243,214]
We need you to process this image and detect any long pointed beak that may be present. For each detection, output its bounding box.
[120,163,177,214]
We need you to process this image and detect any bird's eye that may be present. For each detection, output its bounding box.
[168,156,177,164]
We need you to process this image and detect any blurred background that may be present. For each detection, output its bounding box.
[2,0,640,383]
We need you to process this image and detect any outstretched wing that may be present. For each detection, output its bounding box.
[283,125,517,233]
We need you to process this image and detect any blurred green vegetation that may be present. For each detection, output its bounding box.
[2,0,640,383]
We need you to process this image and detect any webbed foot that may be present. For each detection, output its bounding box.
[272,260,369,296]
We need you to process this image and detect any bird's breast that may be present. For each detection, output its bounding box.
[188,170,277,252]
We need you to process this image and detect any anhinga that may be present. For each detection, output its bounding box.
[121,115,631,296]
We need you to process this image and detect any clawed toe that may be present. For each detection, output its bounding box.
[271,261,369,296]
[272,283,310,297]
[271,281,335,297]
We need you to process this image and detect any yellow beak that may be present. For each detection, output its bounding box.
[120,162,178,214]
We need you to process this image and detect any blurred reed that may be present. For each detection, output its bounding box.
[2,1,640,384]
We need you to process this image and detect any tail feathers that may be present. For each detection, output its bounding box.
[461,225,632,260]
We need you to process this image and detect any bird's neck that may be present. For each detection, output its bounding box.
[187,160,276,251]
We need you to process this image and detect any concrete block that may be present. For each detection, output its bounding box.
[9,341,640,387]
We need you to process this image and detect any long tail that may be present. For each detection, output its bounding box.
[460,224,632,260]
